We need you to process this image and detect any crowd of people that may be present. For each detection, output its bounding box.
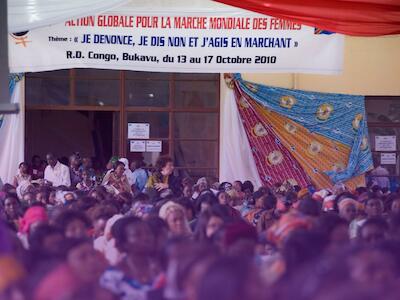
[1,153,400,300]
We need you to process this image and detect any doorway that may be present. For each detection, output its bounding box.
[25,110,118,169]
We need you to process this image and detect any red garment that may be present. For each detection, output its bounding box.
[213,0,400,36]
[18,206,48,234]
[233,84,311,188]
[224,221,258,247]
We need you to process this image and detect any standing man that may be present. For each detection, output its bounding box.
[44,153,71,187]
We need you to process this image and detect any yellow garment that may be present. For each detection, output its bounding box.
[251,99,365,190]
[145,174,169,189]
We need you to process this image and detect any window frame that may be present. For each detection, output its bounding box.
[366,96,400,182]
[25,70,220,179]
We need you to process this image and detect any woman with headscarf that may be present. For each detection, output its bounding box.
[102,162,132,195]
[18,206,48,249]
[338,198,359,223]
[94,214,125,266]
[100,217,162,300]
[118,158,135,187]
[244,192,277,229]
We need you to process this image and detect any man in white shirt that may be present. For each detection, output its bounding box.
[44,153,71,187]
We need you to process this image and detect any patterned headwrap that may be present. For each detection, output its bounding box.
[267,212,313,247]
[18,206,48,234]
[322,195,336,212]
[338,198,362,213]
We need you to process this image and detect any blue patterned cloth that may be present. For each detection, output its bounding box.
[233,73,373,183]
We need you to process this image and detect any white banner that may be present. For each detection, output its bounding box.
[9,11,344,74]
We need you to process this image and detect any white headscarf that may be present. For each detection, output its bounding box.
[118,158,134,186]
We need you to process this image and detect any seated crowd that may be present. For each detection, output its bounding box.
[1,153,400,300]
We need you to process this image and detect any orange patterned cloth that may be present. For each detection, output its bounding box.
[267,212,313,247]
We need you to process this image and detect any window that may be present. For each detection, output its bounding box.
[25,70,220,180]
[366,96,400,185]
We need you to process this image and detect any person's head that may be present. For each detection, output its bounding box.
[116,192,134,212]
[22,192,36,205]
[282,229,327,273]
[221,221,258,257]
[54,210,91,239]
[19,206,48,235]
[217,191,231,206]
[159,201,190,237]
[195,204,229,241]
[18,162,29,174]
[348,245,397,285]
[175,198,196,222]
[46,153,57,168]
[114,162,125,177]
[219,182,233,193]
[242,181,254,198]
[82,157,92,169]
[391,198,400,214]
[156,156,174,176]
[64,238,106,284]
[298,198,322,217]
[28,224,64,257]
[338,198,358,222]
[69,154,80,169]
[130,159,144,171]
[88,186,107,201]
[146,216,169,256]
[255,193,277,210]
[112,216,155,255]
[48,190,57,205]
[2,184,16,195]
[196,178,209,192]
[36,190,49,205]
[197,256,265,300]
[232,181,243,193]
[32,155,41,166]
[176,243,219,300]
[183,185,193,198]
[81,169,90,181]
[64,192,75,203]
[359,217,388,244]
[196,193,218,214]
[388,213,400,241]
[3,196,20,219]
[315,213,349,249]
[365,198,384,218]
[87,204,118,238]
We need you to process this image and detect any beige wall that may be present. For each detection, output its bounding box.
[242,35,400,95]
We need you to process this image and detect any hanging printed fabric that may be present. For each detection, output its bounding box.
[233,87,312,188]
[230,74,373,189]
